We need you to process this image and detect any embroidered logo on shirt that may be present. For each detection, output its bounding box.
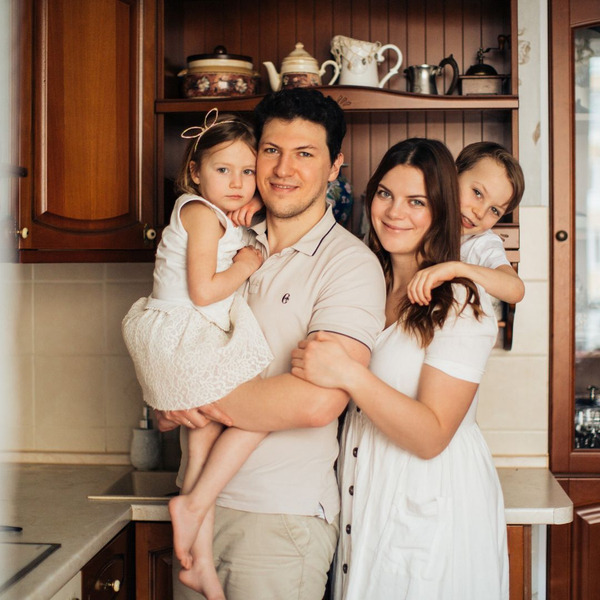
[282,293,291,304]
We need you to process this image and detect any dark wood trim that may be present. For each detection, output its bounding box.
[155,90,519,114]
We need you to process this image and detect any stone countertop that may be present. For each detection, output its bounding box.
[0,464,573,599]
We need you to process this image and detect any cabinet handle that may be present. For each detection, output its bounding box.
[556,230,568,241]
[95,578,121,592]
[143,224,157,242]
[15,227,29,240]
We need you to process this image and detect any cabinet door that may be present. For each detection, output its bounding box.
[550,0,600,472]
[81,525,134,600]
[17,0,156,257]
[548,478,600,600]
[135,522,173,600]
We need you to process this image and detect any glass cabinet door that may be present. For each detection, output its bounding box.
[573,27,600,450]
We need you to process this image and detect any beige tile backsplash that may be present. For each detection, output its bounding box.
[1,207,550,464]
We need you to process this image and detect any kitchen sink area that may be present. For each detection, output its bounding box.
[88,470,179,501]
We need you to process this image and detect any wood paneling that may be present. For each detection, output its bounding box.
[161,0,517,235]
[507,525,532,600]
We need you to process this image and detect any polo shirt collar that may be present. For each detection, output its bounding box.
[250,204,337,257]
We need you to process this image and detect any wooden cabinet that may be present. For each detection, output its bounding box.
[508,525,532,600]
[16,0,157,262]
[549,0,600,597]
[135,522,173,600]
[81,525,134,600]
[157,0,521,346]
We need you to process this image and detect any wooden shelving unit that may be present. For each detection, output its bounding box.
[156,88,519,114]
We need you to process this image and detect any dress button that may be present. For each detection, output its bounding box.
[352,447,358,457]
[349,485,354,496]
[356,406,361,413]
[346,524,351,534]
[342,564,348,574]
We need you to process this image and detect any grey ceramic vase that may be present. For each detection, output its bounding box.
[130,428,161,471]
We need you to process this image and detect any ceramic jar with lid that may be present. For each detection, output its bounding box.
[178,46,260,98]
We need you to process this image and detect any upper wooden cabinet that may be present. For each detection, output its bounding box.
[17,0,157,261]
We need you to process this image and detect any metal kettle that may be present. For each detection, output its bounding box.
[404,54,459,95]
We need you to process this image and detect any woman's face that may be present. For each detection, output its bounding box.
[370,164,432,258]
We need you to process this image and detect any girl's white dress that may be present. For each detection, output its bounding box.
[334,286,508,600]
[122,194,273,411]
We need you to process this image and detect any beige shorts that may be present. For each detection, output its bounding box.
[173,505,339,600]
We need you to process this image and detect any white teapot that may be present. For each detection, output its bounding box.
[330,35,403,88]
[263,43,340,91]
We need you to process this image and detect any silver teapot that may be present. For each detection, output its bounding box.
[404,55,459,95]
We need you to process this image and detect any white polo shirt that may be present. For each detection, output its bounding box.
[179,205,386,522]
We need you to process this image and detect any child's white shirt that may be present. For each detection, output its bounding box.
[460,229,510,269]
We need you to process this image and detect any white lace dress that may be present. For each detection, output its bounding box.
[122,194,273,411]
[334,286,508,600]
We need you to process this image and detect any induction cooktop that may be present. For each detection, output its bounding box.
[0,541,61,593]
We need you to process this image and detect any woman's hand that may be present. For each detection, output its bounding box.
[227,195,264,227]
[232,245,263,276]
[291,331,354,390]
[407,261,461,305]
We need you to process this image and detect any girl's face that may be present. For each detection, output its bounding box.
[371,164,432,259]
[458,157,513,235]
[191,140,257,211]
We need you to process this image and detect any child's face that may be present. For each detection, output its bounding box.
[458,157,513,235]
[191,140,256,211]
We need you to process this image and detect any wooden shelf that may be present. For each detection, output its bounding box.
[156,87,519,114]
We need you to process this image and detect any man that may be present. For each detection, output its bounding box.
[158,88,386,600]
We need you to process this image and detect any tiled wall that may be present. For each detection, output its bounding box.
[1,207,550,466]
[478,207,549,466]
[1,263,153,460]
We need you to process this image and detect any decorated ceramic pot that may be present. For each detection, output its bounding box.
[178,46,260,98]
[326,168,354,225]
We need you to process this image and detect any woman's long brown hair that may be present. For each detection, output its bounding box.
[365,138,483,347]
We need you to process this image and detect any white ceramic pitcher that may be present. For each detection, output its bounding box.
[330,35,403,88]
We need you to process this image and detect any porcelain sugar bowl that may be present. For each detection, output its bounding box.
[264,43,340,91]
[178,46,260,98]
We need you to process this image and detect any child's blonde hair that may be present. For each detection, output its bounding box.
[176,113,257,196]
[456,142,525,215]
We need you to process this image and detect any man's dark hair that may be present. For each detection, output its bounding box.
[254,88,346,164]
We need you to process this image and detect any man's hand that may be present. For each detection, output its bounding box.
[154,404,233,431]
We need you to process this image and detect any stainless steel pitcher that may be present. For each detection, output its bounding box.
[404,55,459,95]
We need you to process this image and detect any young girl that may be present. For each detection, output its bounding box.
[407,141,526,306]
[292,138,508,599]
[122,110,272,600]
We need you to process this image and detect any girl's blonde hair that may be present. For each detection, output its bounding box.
[176,114,257,196]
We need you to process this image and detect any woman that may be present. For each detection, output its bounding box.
[292,138,508,600]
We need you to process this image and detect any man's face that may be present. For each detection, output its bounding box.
[256,118,343,219]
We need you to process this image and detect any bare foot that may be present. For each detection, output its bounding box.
[179,556,226,600]
[169,495,204,570]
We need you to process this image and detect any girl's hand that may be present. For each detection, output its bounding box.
[291,331,354,390]
[233,245,263,276]
[227,195,264,227]
[407,262,460,305]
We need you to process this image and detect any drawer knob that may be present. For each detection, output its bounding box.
[556,230,568,242]
[95,578,121,592]
[15,227,29,239]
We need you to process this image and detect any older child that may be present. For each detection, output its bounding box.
[407,141,525,306]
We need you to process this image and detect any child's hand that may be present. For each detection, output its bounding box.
[233,245,263,276]
[407,262,460,305]
[227,194,264,227]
